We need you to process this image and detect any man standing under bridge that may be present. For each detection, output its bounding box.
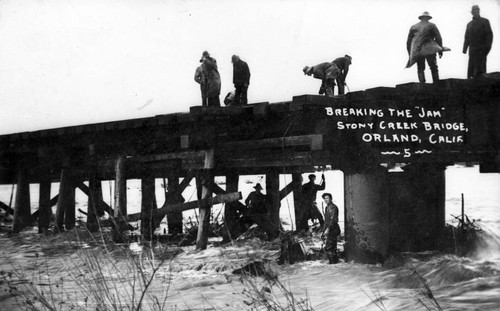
[297,174,325,231]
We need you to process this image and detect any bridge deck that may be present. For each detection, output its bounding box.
[0,73,499,183]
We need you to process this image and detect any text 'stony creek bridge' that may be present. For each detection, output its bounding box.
[1,74,499,263]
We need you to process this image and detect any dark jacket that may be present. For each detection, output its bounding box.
[245,191,267,215]
[323,202,339,234]
[406,20,443,68]
[463,16,493,53]
[332,57,351,82]
[233,60,251,86]
[301,179,325,203]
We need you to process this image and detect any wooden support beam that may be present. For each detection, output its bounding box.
[133,149,214,170]
[266,170,281,238]
[196,172,213,250]
[0,200,14,215]
[141,174,157,240]
[87,167,104,232]
[217,150,331,168]
[292,172,303,231]
[55,164,75,232]
[75,181,113,215]
[38,174,52,233]
[113,155,127,241]
[224,172,242,241]
[219,135,323,151]
[126,192,242,222]
[166,174,184,234]
[13,164,31,233]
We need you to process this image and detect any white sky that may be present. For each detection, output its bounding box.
[0,0,499,135]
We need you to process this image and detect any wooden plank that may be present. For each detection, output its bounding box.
[134,150,213,162]
[126,192,242,222]
[219,135,323,151]
[218,150,331,168]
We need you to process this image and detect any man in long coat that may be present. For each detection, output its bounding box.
[303,62,340,97]
[199,51,221,107]
[194,64,207,106]
[463,5,493,78]
[232,55,251,106]
[406,11,444,84]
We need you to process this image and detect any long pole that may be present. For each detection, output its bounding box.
[461,193,465,229]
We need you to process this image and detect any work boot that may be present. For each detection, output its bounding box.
[417,71,426,84]
[327,252,339,264]
[431,71,440,84]
[325,87,334,97]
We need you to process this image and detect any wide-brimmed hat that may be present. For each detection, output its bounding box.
[303,66,311,75]
[199,51,210,62]
[254,183,263,190]
[308,174,316,180]
[419,11,432,20]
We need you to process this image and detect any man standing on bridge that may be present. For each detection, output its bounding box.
[232,55,251,106]
[297,174,325,231]
[463,5,493,79]
[331,55,352,95]
[406,11,444,84]
[198,51,221,107]
[303,62,339,97]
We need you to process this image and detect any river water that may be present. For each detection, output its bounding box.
[0,165,499,310]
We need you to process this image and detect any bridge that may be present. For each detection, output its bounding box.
[1,73,499,263]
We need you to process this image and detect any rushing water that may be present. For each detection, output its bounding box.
[0,165,499,310]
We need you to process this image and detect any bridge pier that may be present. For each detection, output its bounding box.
[266,170,281,238]
[87,170,103,232]
[12,162,31,233]
[388,164,446,252]
[344,164,447,263]
[291,171,303,231]
[38,170,52,234]
[344,167,389,264]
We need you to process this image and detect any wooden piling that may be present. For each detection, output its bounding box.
[196,171,213,250]
[224,171,240,240]
[166,174,183,234]
[291,171,303,231]
[38,173,52,233]
[55,162,75,232]
[266,170,281,238]
[112,155,127,241]
[141,173,157,240]
[87,169,103,232]
[12,163,31,233]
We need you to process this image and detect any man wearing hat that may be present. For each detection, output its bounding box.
[197,51,221,107]
[297,173,325,231]
[331,55,352,95]
[406,11,444,84]
[303,61,340,97]
[463,5,493,78]
[321,193,340,264]
[244,183,278,238]
[231,55,251,106]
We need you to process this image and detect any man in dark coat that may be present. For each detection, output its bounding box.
[199,51,221,107]
[245,183,279,238]
[232,55,251,106]
[406,11,443,84]
[321,193,340,264]
[331,55,352,95]
[194,64,207,106]
[303,62,340,97]
[463,5,493,78]
[297,174,325,231]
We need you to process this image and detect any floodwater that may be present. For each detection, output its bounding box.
[0,165,499,310]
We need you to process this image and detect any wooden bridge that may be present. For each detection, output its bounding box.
[1,73,499,263]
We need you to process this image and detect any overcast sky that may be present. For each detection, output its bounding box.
[0,0,499,135]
